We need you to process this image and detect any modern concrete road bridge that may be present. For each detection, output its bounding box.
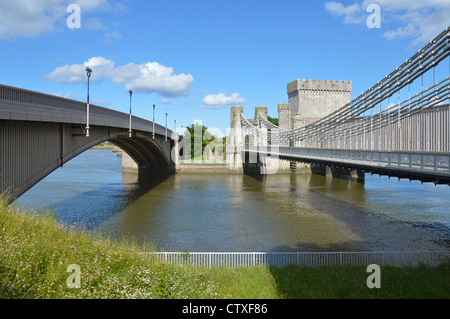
[0,85,178,203]
[230,27,450,185]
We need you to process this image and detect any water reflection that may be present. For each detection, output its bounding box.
[15,149,450,253]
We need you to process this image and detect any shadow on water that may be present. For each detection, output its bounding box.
[242,172,450,253]
[29,172,173,231]
[243,172,267,183]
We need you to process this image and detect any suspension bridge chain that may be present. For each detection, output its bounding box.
[241,26,450,153]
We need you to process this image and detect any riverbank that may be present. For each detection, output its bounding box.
[1,195,449,299]
[177,163,228,174]
[91,142,116,150]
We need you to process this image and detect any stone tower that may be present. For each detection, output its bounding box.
[286,79,352,125]
[277,103,291,131]
[255,106,268,120]
[227,106,244,172]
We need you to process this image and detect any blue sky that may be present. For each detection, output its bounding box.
[1,0,449,136]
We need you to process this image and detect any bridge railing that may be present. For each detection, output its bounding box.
[304,104,450,153]
[0,83,170,137]
[274,146,450,174]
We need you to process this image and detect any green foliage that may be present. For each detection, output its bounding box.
[184,123,210,159]
[183,123,226,160]
[267,116,278,126]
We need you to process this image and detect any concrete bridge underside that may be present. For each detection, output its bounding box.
[0,120,174,202]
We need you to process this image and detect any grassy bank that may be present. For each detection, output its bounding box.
[0,195,449,299]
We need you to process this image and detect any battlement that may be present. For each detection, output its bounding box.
[287,79,352,94]
[292,113,305,122]
[277,103,291,113]
[292,113,305,128]
[255,106,268,120]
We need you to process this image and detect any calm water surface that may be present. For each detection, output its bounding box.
[16,149,450,252]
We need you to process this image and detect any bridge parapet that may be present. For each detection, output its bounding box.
[0,84,170,136]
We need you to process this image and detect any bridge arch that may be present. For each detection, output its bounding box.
[0,120,175,203]
[111,136,171,170]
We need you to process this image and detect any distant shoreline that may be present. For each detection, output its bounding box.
[90,145,229,172]
[91,143,115,150]
[177,163,228,174]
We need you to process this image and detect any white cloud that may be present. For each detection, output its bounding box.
[0,0,112,39]
[0,1,56,39]
[103,31,122,42]
[73,0,109,12]
[91,98,111,105]
[405,9,450,45]
[160,98,172,104]
[85,18,106,30]
[46,56,115,83]
[46,56,195,97]
[383,23,417,41]
[362,0,450,11]
[52,91,77,99]
[113,62,194,97]
[324,2,364,24]
[324,0,450,45]
[201,93,247,109]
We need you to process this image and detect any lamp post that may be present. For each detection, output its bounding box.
[85,67,92,137]
[129,90,133,137]
[165,112,168,141]
[152,104,155,139]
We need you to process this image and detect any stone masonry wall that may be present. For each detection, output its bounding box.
[287,79,352,125]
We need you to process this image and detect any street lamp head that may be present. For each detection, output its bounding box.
[129,90,133,96]
[86,67,92,78]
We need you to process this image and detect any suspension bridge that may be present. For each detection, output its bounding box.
[230,26,450,185]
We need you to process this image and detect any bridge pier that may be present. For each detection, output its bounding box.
[310,164,327,176]
[310,165,364,182]
[121,150,138,172]
[351,169,365,181]
[329,167,364,182]
[329,167,351,179]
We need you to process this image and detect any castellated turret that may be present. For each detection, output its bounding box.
[287,79,352,125]
[255,106,268,120]
[292,113,305,129]
[277,103,291,130]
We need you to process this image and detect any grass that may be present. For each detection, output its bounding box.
[0,194,449,299]
[0,195,223,299]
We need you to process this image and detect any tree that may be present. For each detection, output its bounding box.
[183,123,227,161]
[184,123,212,159]
[267,116,278,126]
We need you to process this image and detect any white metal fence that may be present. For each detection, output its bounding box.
[143,251,450,268]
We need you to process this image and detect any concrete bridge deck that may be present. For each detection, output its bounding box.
[0,84,178,202]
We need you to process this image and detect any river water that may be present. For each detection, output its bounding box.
[15,149,450,252]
